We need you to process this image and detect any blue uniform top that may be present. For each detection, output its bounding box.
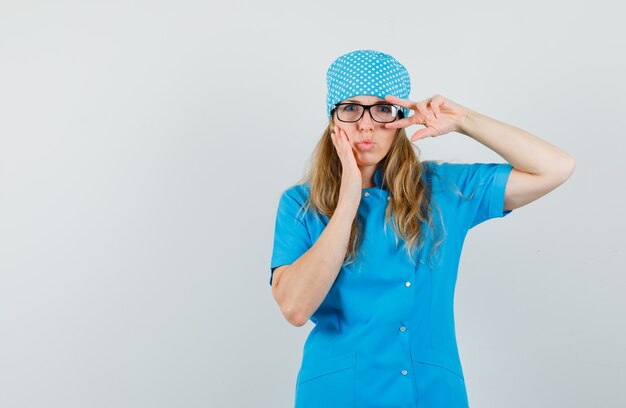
[269,160,514,408]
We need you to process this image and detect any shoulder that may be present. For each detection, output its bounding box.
[422,160,513,201]
[420,160,486,196]
[420,159,462,185]
[422,159,468,174]
[421,159,499,181]
[274,183,313,222]
[420,159,459,175]
[280,182,310,204]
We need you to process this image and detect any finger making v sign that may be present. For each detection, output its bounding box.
[383,94,470,141]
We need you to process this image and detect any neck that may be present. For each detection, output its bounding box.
[360,165,376,189]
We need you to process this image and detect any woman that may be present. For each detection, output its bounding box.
[269,49,575,407]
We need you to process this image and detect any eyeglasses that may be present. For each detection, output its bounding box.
[331,103,402,123]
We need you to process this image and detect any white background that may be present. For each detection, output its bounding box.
[1,0,624,407]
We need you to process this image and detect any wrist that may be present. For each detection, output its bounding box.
[336,200,360,215]
[456,108,477,136]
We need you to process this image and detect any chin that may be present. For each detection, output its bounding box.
[356,157,381,166]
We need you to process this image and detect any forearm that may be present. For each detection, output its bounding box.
[277,203,358,326]
[458,109,576,176]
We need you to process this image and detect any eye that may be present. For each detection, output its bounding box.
[342,104,358,111]
[375,104,392,113]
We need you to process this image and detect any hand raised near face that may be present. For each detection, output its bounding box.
[383,94,471,141]
[330,125,362,210]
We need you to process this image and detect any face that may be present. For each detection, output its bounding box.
[332,95,398,168]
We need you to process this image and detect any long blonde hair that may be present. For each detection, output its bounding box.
[294,116,446,270]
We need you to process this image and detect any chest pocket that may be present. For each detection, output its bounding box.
[410,347,469,407]
[295,351,356,408]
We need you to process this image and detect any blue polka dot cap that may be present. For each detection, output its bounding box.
[326,49,411,119]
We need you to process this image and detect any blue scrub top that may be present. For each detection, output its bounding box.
[269,160,514,408]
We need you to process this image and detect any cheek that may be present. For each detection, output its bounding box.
[346,132,356,142]
[382,133,397,148]
[341,130,355,142]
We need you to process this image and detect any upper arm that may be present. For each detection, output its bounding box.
[504,163,575,212]
[269,188,312,286]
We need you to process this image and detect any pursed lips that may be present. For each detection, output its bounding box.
[356,140,375,150]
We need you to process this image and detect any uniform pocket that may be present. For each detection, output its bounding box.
[295,351,356,408]
[410,347,469,407]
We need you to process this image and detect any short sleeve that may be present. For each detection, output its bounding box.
[269,188,313,286]
[433,162,514,230]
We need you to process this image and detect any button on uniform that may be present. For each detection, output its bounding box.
[399,326,406,332]
[405,281,411,287]
[401,369,408,376]
[364,192,370,197]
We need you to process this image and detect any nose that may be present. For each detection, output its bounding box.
[358,107,375,131]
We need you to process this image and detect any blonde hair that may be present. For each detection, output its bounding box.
[293,116,446,270]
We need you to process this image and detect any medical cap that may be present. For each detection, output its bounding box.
[326,49,411,119]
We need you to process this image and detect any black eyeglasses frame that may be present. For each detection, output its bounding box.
[330,102,403,123]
